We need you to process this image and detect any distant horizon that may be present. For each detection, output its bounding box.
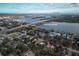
[0,12,79,16]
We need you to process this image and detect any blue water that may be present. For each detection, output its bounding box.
[16,17,41,24]
[39,22,79,33]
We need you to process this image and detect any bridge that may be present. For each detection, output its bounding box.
[5,19,54,33]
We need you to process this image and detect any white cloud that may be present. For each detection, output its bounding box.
[29,9,62,13]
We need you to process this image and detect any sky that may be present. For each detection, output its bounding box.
[0,3,79,14]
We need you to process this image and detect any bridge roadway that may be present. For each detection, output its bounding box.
[6,19,54,33]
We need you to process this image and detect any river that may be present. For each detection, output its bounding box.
[16,17,79,33]
[39,22,79,33]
